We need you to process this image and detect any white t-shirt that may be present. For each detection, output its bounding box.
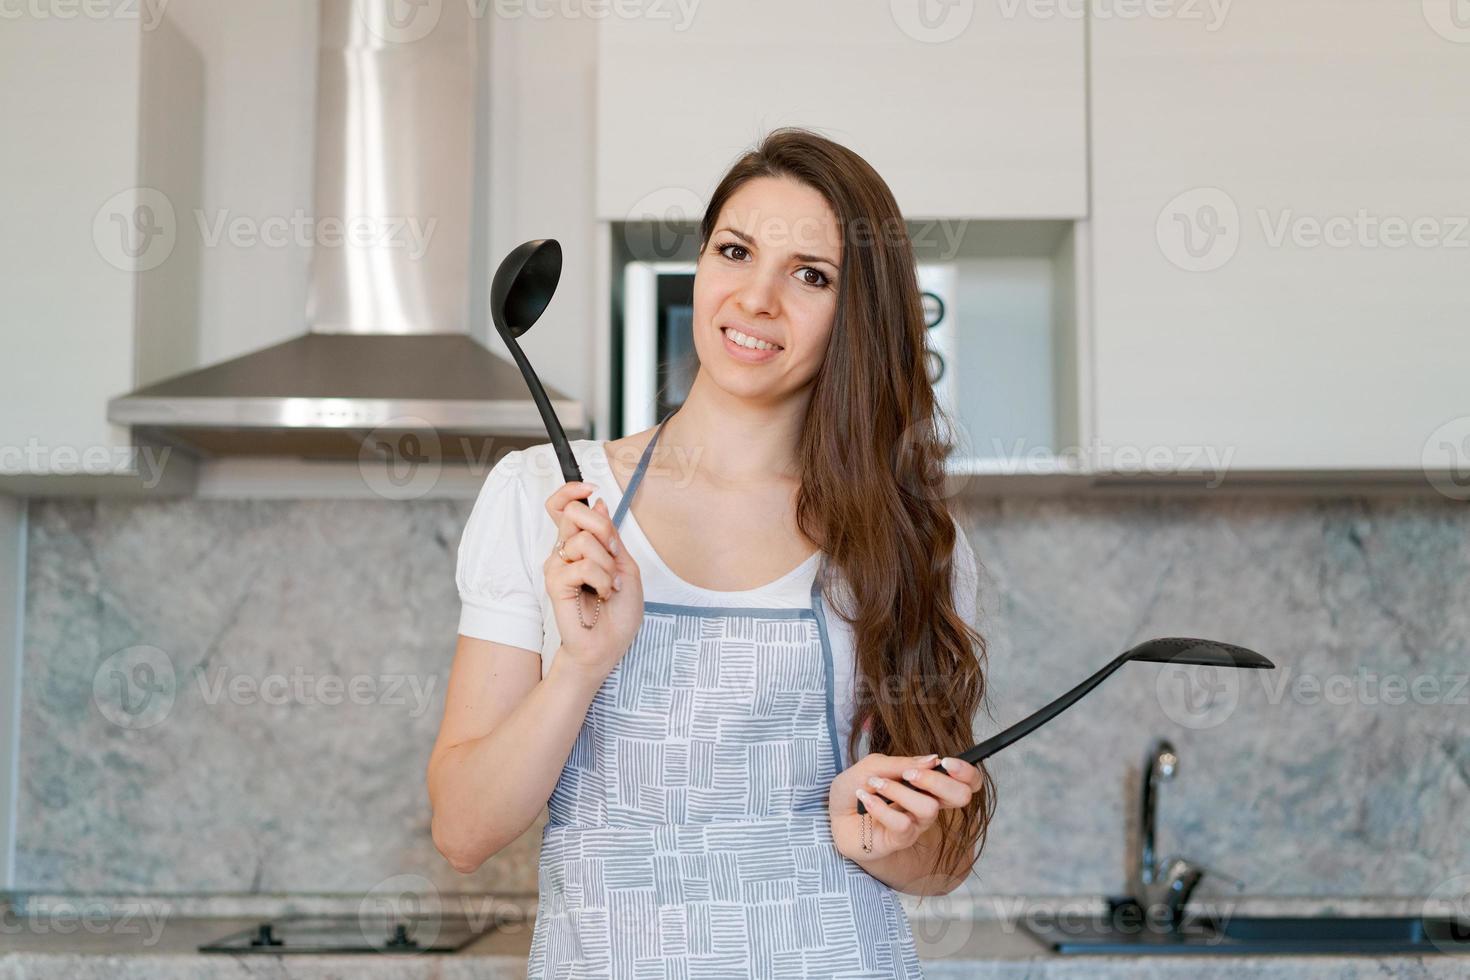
[455,438,982,770]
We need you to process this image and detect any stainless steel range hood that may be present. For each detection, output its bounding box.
[108,0,585,461]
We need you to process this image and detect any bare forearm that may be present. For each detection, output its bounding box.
[853,822,967,895]
[429,652,606,871]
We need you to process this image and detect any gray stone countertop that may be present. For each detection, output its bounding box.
[2,893,1466,979]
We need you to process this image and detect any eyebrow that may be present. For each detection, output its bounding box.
[716,226,839,270]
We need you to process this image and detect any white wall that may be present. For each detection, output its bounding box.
[157,0,320,366]
[482,8,602,428]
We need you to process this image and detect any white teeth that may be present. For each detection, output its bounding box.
[724,327,781,351]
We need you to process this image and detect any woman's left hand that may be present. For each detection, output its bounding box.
[828,753,985,862]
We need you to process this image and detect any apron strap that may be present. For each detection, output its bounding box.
[611,413,672,530]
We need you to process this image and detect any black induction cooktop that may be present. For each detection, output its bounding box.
[198,913,499,954]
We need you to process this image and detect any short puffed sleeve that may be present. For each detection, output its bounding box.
[455,450,545,653]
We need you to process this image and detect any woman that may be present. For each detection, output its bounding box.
[429,127,993,978]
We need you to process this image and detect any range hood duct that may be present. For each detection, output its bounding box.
[108,0,585,461]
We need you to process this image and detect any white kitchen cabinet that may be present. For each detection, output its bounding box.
[596,1,1086,220]
[1089,1,1470,473]
[0,13,200,493]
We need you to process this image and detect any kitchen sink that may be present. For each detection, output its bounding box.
[1023,911,1470,955]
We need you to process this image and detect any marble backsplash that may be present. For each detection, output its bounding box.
[16,493,1469,902]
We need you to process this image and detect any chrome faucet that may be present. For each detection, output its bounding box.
[1130,739,1205,928]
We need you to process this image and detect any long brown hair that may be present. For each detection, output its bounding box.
[698,127,994,890]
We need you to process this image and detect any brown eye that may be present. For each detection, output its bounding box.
[797,266,831,288]
[716,242,749,261]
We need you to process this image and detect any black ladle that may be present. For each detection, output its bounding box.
[489,238,599,605]
[858,637,1274,814]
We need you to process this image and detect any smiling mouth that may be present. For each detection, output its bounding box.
[721,326,785,351]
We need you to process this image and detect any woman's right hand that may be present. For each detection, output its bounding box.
[542,481,643,679]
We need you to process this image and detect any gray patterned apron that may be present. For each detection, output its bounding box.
[527,415,925,979]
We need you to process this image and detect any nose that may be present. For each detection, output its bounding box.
[735,263,782,319]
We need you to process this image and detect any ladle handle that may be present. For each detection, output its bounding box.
[494,331,601,601]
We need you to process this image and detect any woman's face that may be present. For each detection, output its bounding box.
[691,175,843,399]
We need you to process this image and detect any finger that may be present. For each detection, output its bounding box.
[939,756,985,792]
[855,788,914,836]
[546,519,615,584]
[898,766,971,809]
[556,494,620,558]
[863,754,942,782]
[552,556,617,601]
[862,774,940,822]
[544,481,599,521]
